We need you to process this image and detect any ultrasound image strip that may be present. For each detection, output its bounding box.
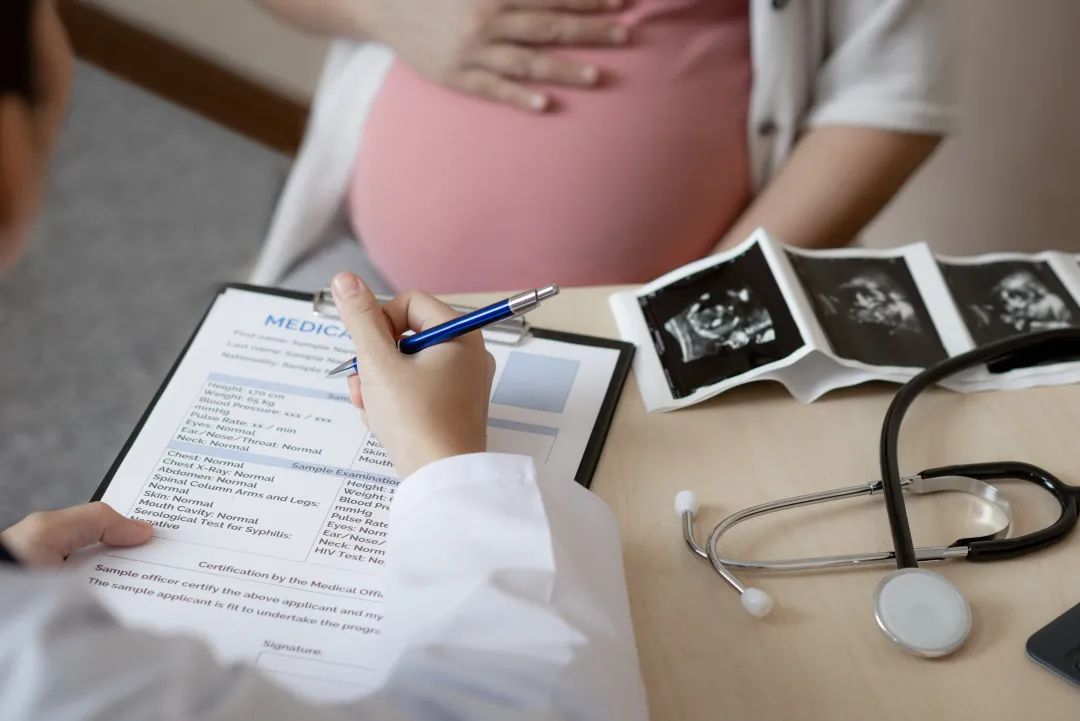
[938,259,1080,371]
[786,252,948,369]
[639,243,804,398]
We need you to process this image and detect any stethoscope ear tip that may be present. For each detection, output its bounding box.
[675,490,699,517]
[740,587,774,618]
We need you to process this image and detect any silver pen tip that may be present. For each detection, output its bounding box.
[536,285,560,302]
[326,359,356,379]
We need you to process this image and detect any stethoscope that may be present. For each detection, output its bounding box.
[678,328,1080,657]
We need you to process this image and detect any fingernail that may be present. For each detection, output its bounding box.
[530,94,549,112]
[580,66,600,84]
[332,272,361,299]
[611,25,630,43]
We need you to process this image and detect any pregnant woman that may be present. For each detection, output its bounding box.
[253,0,954,293]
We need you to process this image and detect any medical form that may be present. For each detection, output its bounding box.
[72,285,632,703]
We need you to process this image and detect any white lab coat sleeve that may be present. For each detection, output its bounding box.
[0,573,334,721]
[807,0,958,134]
[0,453,647,721]
[365,452,648,721]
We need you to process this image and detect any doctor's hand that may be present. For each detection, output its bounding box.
[0,502,153,568]
[332,272,496,477]
[367,0,629,113]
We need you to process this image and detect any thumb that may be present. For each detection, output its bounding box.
[332,272,397,366]
[57,502,154,553]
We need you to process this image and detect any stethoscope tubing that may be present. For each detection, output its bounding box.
[920,462,1080,561]
[880,328,1080,570]
[679,328,1080,653]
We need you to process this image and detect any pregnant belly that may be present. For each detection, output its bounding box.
[351,2,751,293]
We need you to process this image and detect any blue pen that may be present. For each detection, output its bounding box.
[326,285,560,378]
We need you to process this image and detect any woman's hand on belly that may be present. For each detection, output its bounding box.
[366,0,629,113]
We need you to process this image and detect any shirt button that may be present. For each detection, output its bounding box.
[757,119,779,137]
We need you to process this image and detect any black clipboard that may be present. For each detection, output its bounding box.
[93,283,634,503]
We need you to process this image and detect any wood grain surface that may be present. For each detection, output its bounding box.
[451,285,1080,721]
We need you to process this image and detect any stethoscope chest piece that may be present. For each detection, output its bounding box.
[874,569,971,658]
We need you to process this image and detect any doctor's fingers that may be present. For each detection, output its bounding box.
[4,503,152,567]
[331,272,398,365]
[380,289,480,348]
[347,375,365,410]
[487,10,630,46]
[472,45,602,88]
[53,503,154,550]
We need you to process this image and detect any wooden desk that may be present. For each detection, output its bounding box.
[453,286,1080,721]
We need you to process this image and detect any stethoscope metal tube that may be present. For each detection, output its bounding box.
[679,474,1009,586]
[677,491,772,616]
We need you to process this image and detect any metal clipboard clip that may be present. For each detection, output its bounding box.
[311,288,531,346]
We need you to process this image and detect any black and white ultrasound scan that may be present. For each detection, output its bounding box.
[663,288,776,362]
[638,243,804,398]
[939,259,1080,351]
[614,234,1080,410]
[787,253,948,368]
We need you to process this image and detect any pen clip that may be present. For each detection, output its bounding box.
[311,288,531,346]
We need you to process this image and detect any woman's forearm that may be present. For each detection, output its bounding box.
[255,0,379,39]
[718,126,942,251]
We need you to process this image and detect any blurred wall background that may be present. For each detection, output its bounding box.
[86,0,1080,256]
[87,0,328,102]
[864,0,1080,255]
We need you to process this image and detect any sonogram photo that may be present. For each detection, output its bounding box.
[663,287,776,363]
[639,243,803,398]
[787,253,947,368]
[939,260,1080,346]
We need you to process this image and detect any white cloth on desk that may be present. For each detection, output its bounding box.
[0,453,648,721]
[249,0,956,286]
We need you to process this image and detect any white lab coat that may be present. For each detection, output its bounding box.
[0,453,648,721]
[249,0,955,285]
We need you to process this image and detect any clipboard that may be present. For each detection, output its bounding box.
[73,283,636,704]
[94,283,634,499]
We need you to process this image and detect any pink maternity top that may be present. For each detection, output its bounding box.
[350,0,751,293]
